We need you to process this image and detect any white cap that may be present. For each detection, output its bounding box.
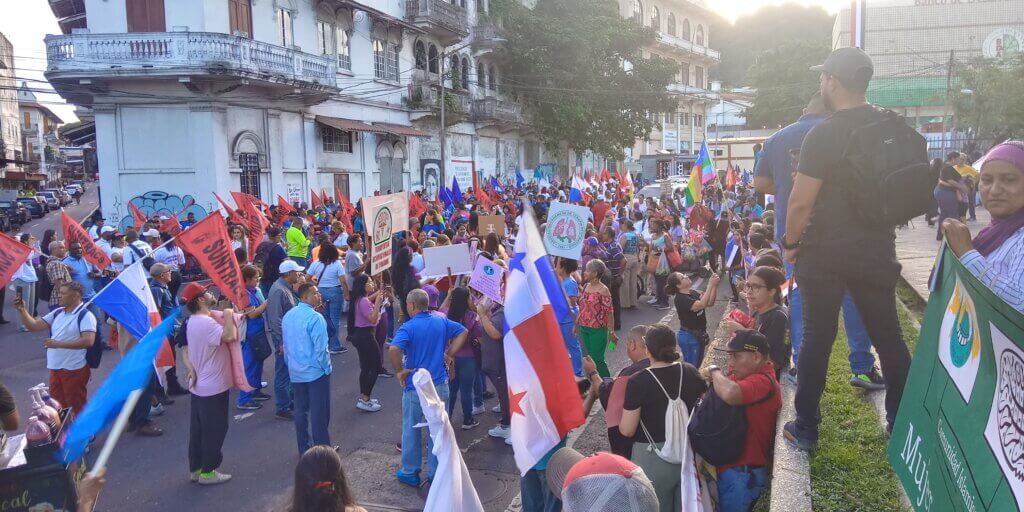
[143,228,161,238]
[100,226,116,234]
[279,260,304,273]
[158,215,169,220]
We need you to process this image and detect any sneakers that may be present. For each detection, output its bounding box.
[150,403,165,417]
[197,471,232,486]
[328,347,348,355]
[237,401,262,411]
[378,370,395,378]
[488,424,511,439]
[646,297,658,305]
[190,471,200,483]
[655,304,672,311]
[135,423,163,437]
[850,368,886,391]
[357,399,382,412]
[491,404,502,413]
[783,421,818,452]
[395,471,420,487]
[505,436,513,446]
[471,405,486,416]
[461,420,481,430]
[252,392,271,402]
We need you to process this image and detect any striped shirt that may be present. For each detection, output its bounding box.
[960,226,1024,313]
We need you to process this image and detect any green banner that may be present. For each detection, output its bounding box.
[888,247,1024,511]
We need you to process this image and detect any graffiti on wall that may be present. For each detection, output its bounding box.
[118,191,208,231]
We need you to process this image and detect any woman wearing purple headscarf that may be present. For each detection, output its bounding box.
[943,141,1024,312]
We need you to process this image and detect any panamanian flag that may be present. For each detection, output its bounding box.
[504,206,585,475]
[92,262,174,379]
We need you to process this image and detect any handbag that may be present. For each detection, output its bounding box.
[247,328,273,361]
[666,243,683,270]
[646,252,660,274]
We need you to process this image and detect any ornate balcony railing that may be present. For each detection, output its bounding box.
[472,96,523,125]
[655,33,721,62]
[45,32,337,89]
[408,83,472,115]
[406,0,469,41]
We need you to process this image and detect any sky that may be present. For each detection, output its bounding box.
[0,0,845,124]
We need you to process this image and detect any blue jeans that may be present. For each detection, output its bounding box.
[677,329,704,367]
[238,341,265,405]
[559,319,584,377]
[292,373,331,455]
[787,265,875,374]
[447,356,479,426]
[319,286,344,351]
[520,468,562,512]
[290,256,308,267]
[400,384,450,481]
[271,335,293,413]
[718,466,768,512]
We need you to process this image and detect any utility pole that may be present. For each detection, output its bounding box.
[940,49,954,155]
[438,47,447,188]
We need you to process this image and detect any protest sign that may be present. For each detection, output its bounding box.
[888,246,1024,511]
[478,215,506,236]
[422,243,473,279]
[362,192,410,275]
[543,201,590,260]
[176,214,250,307]
[0,231,32,291]
[61,211,112,270]
[469,257,505,304]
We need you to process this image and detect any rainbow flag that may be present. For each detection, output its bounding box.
[685,166,702,207]
[695,141,716,185]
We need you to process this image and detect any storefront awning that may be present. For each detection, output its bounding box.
[60,121,96,145]
[373,123,430,138]
[4,172,46,182]
[316,115,386,134]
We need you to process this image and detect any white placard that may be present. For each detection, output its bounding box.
[422,243,474,279]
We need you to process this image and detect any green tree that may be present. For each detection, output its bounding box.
[495,0,677,159]
[953,56,1024,142]
[744,40,830,128]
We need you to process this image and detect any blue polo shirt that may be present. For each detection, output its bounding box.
[281,302,331,383]
[753,113,826,240]
[63,255,96,298]
[391,311,466,391]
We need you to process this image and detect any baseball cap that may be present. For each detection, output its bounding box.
[100,226,116,234]
[809,47,873,87]
[717,329,770,355]
[279,260,304,274]
[546,448,659,512]
[422,284,440,309]
[143,228,161,238]
[180,282,211,304]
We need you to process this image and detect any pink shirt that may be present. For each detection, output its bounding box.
[187,314,233,397]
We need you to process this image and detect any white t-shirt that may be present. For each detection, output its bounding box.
[43,304,97,370]
[123,240,153,268]
[152,246,185,271]
[333,232,349,249]
[307,260,345,288]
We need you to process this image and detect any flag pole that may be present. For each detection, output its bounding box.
[88,388,143,476]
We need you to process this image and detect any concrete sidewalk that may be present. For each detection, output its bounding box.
[895,209,991,302]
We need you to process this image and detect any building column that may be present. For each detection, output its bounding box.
[267,110,285,202]
[92,104,119,219]
[302,112,318,195]
[189,103,230,217]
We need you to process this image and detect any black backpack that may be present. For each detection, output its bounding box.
[687,377,776,466]
[53,306,103,369]
[841,108,937,227]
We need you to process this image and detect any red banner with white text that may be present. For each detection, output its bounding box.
[176,215,250,308]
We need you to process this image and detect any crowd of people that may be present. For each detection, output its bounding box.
[2,46,1022,512]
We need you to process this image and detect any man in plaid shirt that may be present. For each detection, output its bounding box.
[45,241,71,307]
[597,226,625,330]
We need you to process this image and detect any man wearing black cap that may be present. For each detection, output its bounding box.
[782,47,911,450]
[705,331,781,512]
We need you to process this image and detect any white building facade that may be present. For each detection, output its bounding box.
[0,33,23,181]
[17,82,66,185]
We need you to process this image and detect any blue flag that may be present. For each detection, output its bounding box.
[515,168,526,189]
[451,176,462,202]
[491,177,504,195]
[60,308,182,464]
[439,185,452,209]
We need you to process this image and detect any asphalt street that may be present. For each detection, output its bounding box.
[0,189,732,511]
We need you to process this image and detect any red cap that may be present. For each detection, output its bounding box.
[562,452,639,489]
[180,282,210,303]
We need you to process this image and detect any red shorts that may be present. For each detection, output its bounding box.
[49,366,91,415]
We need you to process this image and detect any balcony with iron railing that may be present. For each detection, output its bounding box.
[406,0,469,45]
[44,32,338,91]
[655,33,720,62]
[667,82,717,100]
[471,22,505,54]
[472,96,523,126]
[407,81,472,123]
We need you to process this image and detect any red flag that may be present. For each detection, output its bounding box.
[160,216,182,236]
[0,231,34,290]
[475,187,491,211]
[128,201,147,231]
[601,168,611,182]
[409,192,427,219]
[61,212,112,269]
[242,200,268,259]
[310,189,322,209]
[321,189,331,206]
[214,192,245,225]
[230,191,257,215]
[335,186,345,205]
[277,195,296,216]
[175,214,250,308]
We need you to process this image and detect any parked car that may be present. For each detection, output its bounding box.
[0,201,28,228]
[65,185,81,196]
[33,195,50,213]
[17,197,44,218]
[36,191,59,208]
[43,189,71,206]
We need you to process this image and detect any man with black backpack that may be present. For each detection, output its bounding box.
[782,47,924,451]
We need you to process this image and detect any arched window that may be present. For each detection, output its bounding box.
[477,62,486,88]
[667,13,676,36]
[695,25,704,46]
[649,6,659,31]
[450,55,461,89]
[414,41,427,70]
[681,18,690,41]
[461,57,470,91]
[631,0,642,24]
[488,65,497,91]
[428,44,439,73]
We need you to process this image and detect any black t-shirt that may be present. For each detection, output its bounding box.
[754,306,790,373]
[797,105,896,249]
[939,164,961,183]
[623,363,707,444]
[674,291,707,332]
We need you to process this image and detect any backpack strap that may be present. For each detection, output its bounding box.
[748,373,777,407]
[638,363,684,450]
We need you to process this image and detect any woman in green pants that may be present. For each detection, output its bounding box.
[574,259,618,377]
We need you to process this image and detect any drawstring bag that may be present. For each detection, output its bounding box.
[639,363,690,464]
